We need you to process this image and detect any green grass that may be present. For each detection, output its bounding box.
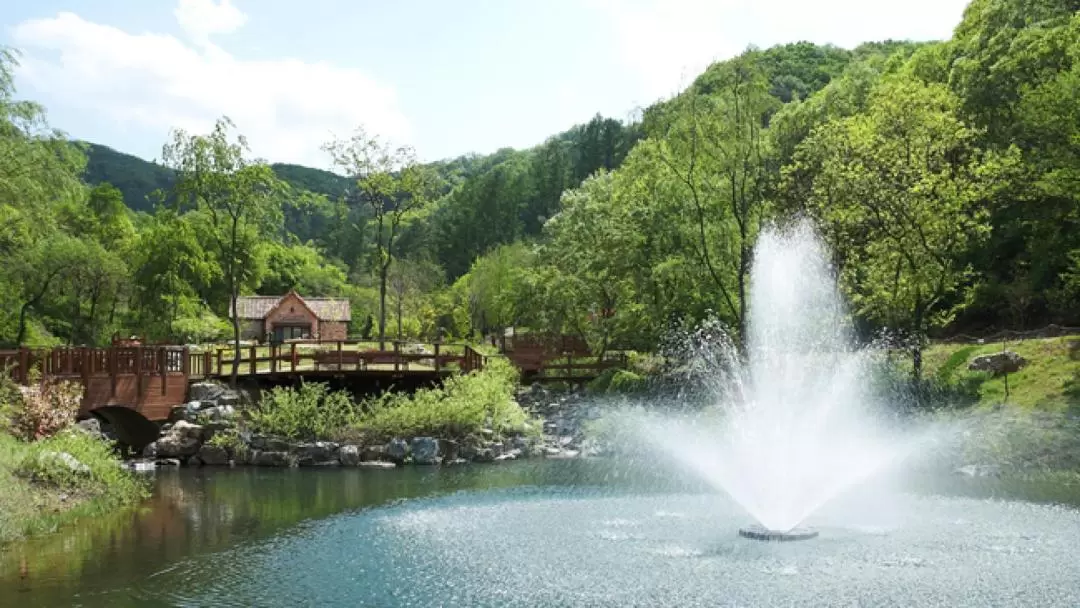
[923,336,1080,411]
[0,430,149,545]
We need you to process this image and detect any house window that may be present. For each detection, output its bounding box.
[274,324,310,342]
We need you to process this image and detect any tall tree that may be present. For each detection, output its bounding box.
[323,128,438,346]
[650,54,779,343]
[796,76,1021,378]
[162,117,284,385]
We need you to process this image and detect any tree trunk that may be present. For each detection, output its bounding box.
[911,291,924,382]
[15,302,32,347]
[396,285,403,339]
[230,288,240,388]
[378,263,389,350]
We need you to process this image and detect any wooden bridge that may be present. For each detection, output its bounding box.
[0,335,620,423]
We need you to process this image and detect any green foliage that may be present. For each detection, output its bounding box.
[353,357,531,441]
[248,382,361,441]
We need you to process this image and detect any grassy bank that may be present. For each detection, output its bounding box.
[0,431,150,545]
[923,336,1080,410]
[0,378,150,546]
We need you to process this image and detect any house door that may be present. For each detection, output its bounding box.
[274,324,310,342]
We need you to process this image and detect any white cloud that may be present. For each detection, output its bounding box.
[10,7,411,168]
[592,0,970,102]
[174,0,247,43]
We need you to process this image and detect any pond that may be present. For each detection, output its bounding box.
[2,461,1080,607]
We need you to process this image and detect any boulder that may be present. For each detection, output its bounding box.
[361,445,388,462]
[968,351,1028,375]
[151,435,201,459]
[170,420,205,441]
[147,420,204,459]
[198,405,236,422]
[39,451,90,475]
[251,450,292,467]
[410,437,439,465]
[74,417,103,438]
[188,382,226,403]
[494,449,522,462]
[295,441,339,466]
[338,444,361,466]
[441,439,460,461]
[250,435,291,452]
[386,438,409,464]
[197,444,230,466]
[125,460,157,472]
[358,461,396,469]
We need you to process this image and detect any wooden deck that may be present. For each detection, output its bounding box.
[0,341,489,421]
[0,335,623,422]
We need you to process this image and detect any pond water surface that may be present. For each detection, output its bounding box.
[3,460,1080,607]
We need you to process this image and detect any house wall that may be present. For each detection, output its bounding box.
[239,320,264,341]
[265,292,319,339]
[319,321,348,341]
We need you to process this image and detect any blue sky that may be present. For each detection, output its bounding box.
[1,0,971,169]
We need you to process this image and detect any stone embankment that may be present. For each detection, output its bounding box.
[129,382,606,469]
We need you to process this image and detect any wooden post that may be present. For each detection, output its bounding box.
[270,344,277,374]
[337,340,343,370]
[216,349,223,377]
[160,348,168,395]
[81,347,90,388]
[18,348,28,385]
[394,341,400,373]
[291,343,297,372]
[110,348,118,398]
[249,345,256,376]
[434,341,441,373]
[64,348,73,376]
[134,346,143,400]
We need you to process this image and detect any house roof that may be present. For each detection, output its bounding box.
[232,293,351,322]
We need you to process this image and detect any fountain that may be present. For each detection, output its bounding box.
[640,220,928,540]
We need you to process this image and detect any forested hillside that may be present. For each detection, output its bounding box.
[2,0,1078,379]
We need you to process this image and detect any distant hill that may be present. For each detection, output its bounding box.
[81,143,355,212]
[82,143,175,213]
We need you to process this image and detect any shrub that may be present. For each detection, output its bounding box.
[11,380,82,441]
[248,382,360,441]
[206,426,248,460]
[354,357,534,441]
[588,368,646,395]
[608,370,647,394]
[0,370,20,434]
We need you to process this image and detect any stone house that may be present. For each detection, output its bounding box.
[231,290,351,343]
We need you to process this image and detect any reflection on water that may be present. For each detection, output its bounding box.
[1,460,1078,607]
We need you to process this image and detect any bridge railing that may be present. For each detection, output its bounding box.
[187,340,482,379]
[0,346,190,386]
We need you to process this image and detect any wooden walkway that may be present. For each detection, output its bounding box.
[0,341,488,421]
[0,335,623,422]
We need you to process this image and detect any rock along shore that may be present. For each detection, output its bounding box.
[126,382,608,470]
